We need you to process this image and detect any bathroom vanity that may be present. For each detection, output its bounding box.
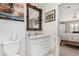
[26,34,50,56]
[26,3,50,56]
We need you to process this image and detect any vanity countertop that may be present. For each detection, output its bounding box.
[27,34,50,40]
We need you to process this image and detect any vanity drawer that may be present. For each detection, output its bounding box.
[31,44,49,56]
[31,37,50,44]
[31,37,50,50]
[31,39,49,46]
[28,36,50,56]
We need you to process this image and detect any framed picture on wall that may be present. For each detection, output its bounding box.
[45,10,55,23]
[0,3,24,22]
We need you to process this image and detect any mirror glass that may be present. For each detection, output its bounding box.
[29,8,39,29]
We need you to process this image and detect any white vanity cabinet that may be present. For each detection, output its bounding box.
[26,35,50,56]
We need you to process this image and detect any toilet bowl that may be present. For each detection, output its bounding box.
[1,40,20,56]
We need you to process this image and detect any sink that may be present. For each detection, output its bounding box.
[26,33,50,40]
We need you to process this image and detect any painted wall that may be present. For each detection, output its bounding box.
[42,3,60,55]
[0,19,26,55]
[59,24,66,35]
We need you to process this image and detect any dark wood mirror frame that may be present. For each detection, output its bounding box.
[26,3,42,31]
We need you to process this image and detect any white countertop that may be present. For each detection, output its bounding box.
[27,34,50,40]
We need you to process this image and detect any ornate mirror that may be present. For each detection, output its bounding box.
[27,3,42,31]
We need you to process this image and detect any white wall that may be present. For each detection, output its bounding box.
[59,24,66,34]
[42,3,60,55]
[0,19,26,55]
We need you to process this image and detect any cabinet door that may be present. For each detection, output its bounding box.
[30,37,50,56]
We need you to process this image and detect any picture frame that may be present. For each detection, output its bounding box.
[0,3,24,22]
[45,9,55,23]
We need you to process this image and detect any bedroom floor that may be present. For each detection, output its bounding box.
[60,45,79,56]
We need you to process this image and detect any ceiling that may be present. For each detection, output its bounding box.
[59,3,79,22]
[59,3,79,11]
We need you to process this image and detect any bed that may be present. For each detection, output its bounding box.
[60,33,79,47]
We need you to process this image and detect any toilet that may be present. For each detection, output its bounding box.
[1,40,20,56]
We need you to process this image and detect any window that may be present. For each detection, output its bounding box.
[70,24,74,32]
[70,23,79,32]
[74,24,79,31]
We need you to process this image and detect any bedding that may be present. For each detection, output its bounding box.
[60,33,79,42]
[60,33,79,46]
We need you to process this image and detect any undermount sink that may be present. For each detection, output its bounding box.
[26,32,43,37]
